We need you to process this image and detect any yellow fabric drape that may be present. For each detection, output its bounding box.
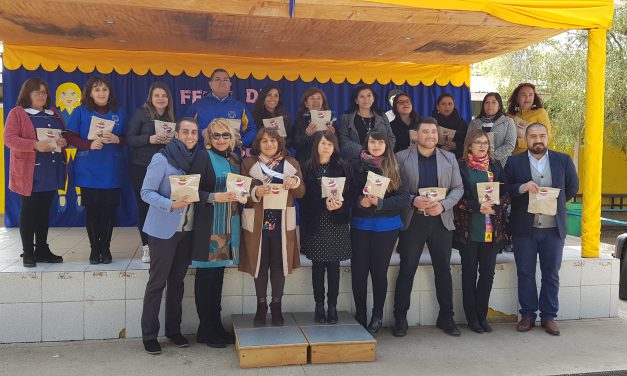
[581,28,606,258]
[368,0,613,30]
[3,45,470,87]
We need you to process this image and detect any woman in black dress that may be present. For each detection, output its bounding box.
[300,131,352,324]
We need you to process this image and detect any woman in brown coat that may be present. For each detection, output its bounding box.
[239,128,305,326]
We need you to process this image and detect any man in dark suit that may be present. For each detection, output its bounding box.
[504,123,578,336]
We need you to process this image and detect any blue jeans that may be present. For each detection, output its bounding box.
[512,228,564,321]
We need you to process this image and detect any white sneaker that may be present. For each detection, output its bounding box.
[141,245,151,263]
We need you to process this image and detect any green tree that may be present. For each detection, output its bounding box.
[473,7,627,153]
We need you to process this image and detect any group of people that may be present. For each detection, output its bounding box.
[4,71,578,356]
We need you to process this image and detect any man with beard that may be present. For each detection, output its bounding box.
[504,123,578,336]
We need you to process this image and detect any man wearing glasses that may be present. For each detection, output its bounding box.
[186,68,257,148]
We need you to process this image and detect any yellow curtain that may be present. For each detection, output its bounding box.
[3,45,470,87]
[367,0,613,29]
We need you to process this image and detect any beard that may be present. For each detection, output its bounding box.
[529,143,547,155]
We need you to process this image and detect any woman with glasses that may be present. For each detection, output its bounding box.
[192,119,243,348]
[466,93,516,166]
[453,130,509,334]
[4,77,67,267]
[186,68,257,148]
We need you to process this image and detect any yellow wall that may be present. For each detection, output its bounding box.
[573,141,627,196]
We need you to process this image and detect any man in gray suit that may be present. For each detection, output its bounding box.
[392,117,464,337]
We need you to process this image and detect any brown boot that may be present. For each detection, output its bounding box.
[270,302,284,326]
[253,302,268,327]
[516,316,535,332]
[541,320,560,336]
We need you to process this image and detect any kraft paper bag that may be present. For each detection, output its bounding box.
[437,126,456,145]
[409,129,418,147]
[154,120,176,138]
[36,128,62,153]
[321,177,346,202]
[487,132,495,152]
[309,110,332,132]
[528,187,561,216]
[476,182,500,205]
[87,116,115,140]
[263,183,288,210]
[513,116,531,139]
[262,116,287,138]
[418,187,448,202]
[362,171,390,199]
[226,173,253,199]
[169,174,201,202]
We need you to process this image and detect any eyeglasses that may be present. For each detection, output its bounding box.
[212,78,231,83]
[211,132,232,140]
[472,141,490,147]
[31,90,47,96]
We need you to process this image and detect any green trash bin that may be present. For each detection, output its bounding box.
[566,202,582,237]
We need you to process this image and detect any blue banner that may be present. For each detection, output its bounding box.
[2,66,471,227]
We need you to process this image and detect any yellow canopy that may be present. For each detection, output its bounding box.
[369,0,614,29]
[3,45,470,87]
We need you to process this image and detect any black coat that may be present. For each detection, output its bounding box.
[126,107,172,167]
[350,159,409,219]
[190,149,217,263]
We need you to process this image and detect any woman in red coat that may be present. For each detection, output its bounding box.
[4,78,68,267]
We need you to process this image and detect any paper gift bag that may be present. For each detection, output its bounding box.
[476,182,500,205]
[513,116,531,139]
[87,116,115,140]
[169,174,201,202]
[362,171,390,199]
[309,110,332,132]
[321,177,346,201]
[437,126,456,145]
[487,132,495,152]
[154,120,176,138]
[226,173,253,198]
[263,183,288,210]
[36,128,62,152]
[409,129,418,147]
[262,116,287,138]
[224,119,242,141]
[528,187,561,216]
[418,187,448,202]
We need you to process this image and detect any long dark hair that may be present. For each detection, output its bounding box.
[392,93,420,124]
[348,84,382,115]
[478,92,505,118]
[16,77,51,109]
[361,130,400,191]
[305,131,340,171]
[252,85,287,121]
[296,87,330,119]
[507,82,544,114]
[143,82,175,122]
[81,76,119,112]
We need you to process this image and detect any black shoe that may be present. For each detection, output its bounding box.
[254,302,268,327]
[270,302,284,326]
[314,303,326,323]
[326,305,338,324]
[89,247,100,265]
[166,333,189,348]
[100,248,112,264]
[22,252,36,268]
[479,320,493,333]
[355,312,367,329]
[367,316,383,335]
[35,244,63,263]
[436,318,461,337]
[393,318,408,337]
[143,339,161,355]
[213,314,235,345]
[468,321,484,333]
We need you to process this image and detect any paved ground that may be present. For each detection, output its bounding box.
[1,300,626,376]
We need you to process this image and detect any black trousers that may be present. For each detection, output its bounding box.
[254,235,285,301]
[460,240,499,323]
[85,204,116,252]
[351,228,399,319]
[394,213,454,321]
[131,163,150,246]
[141,232,192,340]
[19,191,55,252]
[312,261,340,306]
[195,267,226,340]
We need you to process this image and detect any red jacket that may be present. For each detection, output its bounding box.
[4,106,66,196]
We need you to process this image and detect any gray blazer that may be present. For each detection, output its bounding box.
[339,111,395,161]
[467,115,516,166]
[396,147,463,231]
